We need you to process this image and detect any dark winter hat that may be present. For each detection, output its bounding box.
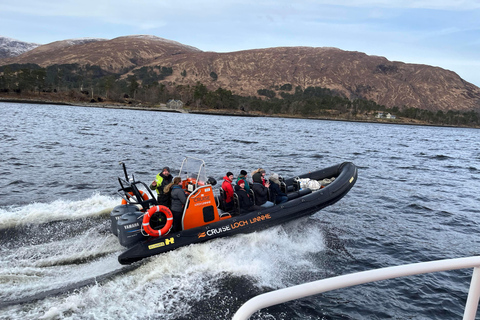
[162,167,170,173]
[240,170,247,176]
[260,169,266,173]
[227,172,234,177]
[252,173,263,183]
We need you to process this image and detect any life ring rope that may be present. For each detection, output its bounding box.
[142,205,173,237]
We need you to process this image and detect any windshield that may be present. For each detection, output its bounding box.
[178,157,208,189]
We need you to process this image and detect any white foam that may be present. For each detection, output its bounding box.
[0,192,119,229]
[0,222,124,302]
[1,199,326,319]
[23,221,326,319]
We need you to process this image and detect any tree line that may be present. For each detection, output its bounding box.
[0,63,479,127]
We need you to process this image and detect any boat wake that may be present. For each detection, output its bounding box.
[0,193,129,308]
[0,260,139,309]
[0,192,117,230]
[0,191,334,317]
[1,212,330,318]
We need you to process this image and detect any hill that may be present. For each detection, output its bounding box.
[1,35,479,112]
[0,36,40,59]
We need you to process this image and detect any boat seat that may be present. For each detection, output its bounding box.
[215,195,232,218]
[219,188,234,212]
[232,193,240,216]
[286,179,301,193]
[249,189,255,204]
[280,180,287,194]
[218,189,227,211]
[218,208,231,219]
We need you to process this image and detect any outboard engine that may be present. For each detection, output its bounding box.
[110,204,141,236]
[117,211,149,247]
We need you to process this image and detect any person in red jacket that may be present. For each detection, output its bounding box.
[221,172,234,211]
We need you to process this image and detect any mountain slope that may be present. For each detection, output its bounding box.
[141,46,480,112]
[1,35,479,112]
[1,35,201,72]
[0,36,40,58]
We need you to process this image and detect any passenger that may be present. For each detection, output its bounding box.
[164,177,186,232]
[252,168,267,186]
[236,170,251,193]
[221,172,234,211]
[269,173,288,204]
[149,167,173,207]
[234,180,260,214]
[251,171,274,208]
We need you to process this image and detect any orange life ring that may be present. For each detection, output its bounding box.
[121,190,149,205]
[142,205,173,237]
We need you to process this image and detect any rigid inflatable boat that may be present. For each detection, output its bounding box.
[111,157,358,265]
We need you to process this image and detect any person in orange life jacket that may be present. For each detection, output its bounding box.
[268,173,288,204]
[251,171,274,208]
[149,167,173,206]
[234,179,260,214]
[221,172,234,210]
[236,170,251,193]
[164,177,186,232]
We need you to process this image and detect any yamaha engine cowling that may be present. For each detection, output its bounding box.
[117,211,149,247]
[110,204,140,236]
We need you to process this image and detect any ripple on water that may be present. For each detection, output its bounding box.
[1,103,479,320]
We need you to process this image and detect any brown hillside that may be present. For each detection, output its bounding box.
[2,35,479,112]
[149,47,480,112]
[1,35,201,73]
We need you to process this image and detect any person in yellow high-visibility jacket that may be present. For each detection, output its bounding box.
[149,167,173,206]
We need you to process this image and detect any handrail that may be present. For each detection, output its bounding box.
[233,256,480,320]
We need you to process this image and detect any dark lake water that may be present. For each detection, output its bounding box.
[1,102,480,319]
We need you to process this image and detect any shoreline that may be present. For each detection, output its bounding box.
[1,96,478,129]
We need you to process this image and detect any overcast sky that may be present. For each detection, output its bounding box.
[2,0,479,86]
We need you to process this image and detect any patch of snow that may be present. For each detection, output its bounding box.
[0,36,40,58]
[60,38,108,46]
[116,35,202,52]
